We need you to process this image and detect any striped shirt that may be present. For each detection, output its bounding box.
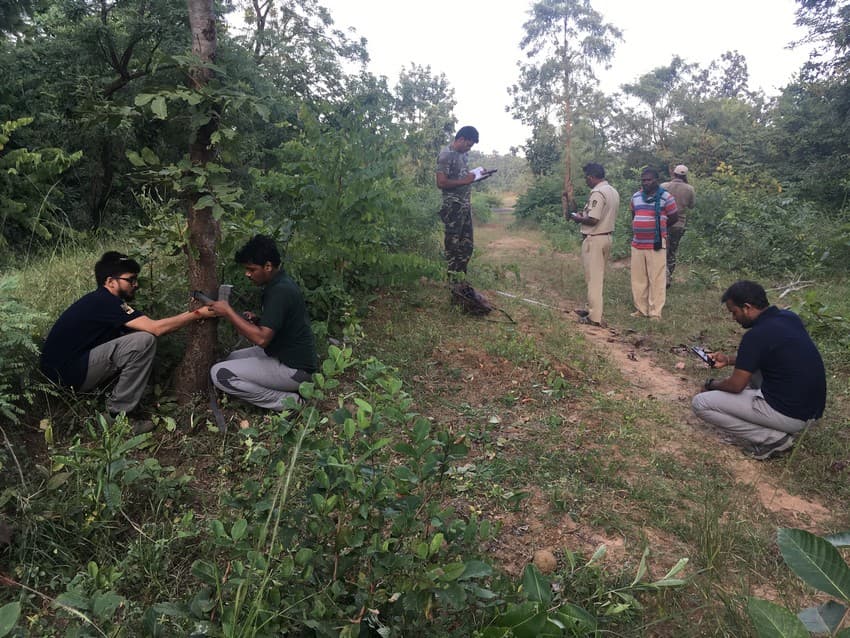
[630,189,678,250]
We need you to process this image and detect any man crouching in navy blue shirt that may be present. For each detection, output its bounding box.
[692,280,826,460]
[40,251,215,433]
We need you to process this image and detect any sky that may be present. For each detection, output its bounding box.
[317,0,814,155]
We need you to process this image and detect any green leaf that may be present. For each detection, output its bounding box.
[126,150,145,167]
[747,598,810,638]
[294,547,313,566]
[437,582,467,609]
[460,560,492,580]
[660,557,689,580]
[151,96,167,119]
[631,546,649,585]
[497,603,548,638]
[778,528,850,600]
[230,519,248,542]
[649,578,687,587]
[46,471,71,490]
[195,195,216,210]
[254,103,270,121]
[0,602,21,637]
[92,591,124,621]
[191,560,219,586]
[439,562,467,582]
[428,533,445,557]
[141,147,160,165]
[798,601,847,633]
[521,564,551,605]
[54,591,90,611]
[135,93,155,106]
[553,604,598,631]
[588,544,607,565]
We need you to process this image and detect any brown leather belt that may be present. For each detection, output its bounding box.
[583,232,613,237]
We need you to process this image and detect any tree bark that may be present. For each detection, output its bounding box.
[561,13,575,217]
[175,0,219,402]
[562,91,575,216]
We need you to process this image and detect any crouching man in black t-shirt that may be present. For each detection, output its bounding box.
[207,235,317,410]
[692,280,827,460]
[40,251,216,431]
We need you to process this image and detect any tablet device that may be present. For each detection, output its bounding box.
[690,346,715,367]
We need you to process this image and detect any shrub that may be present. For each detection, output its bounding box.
[514,174,564,224]
[0,276,45,422]
[683,169,842,279]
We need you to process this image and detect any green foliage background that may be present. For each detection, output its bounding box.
[2,0,850,635]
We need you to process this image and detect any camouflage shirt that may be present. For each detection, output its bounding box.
[436,145,471,206]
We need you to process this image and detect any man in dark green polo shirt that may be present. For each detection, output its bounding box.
[208,235,317,410]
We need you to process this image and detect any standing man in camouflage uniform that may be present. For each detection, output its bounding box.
[660,164,695,287]
[436,126,479,287]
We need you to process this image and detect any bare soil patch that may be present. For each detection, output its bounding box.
[432,211,838,578]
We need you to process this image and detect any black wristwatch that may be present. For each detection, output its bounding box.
[704,378,715,391]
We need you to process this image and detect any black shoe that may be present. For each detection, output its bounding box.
[578,316,606,327]
[574,309,589,318]
[747,435,794,460]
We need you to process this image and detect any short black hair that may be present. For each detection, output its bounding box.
[583,162,605,179]
[95,251,140,286]
[641,167,660,179]
[721,280,769,309]
[235,234,281,268]
[455,126,479,143]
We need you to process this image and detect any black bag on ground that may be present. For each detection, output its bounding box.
[451,283,494,315]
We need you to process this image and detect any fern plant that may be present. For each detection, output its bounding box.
[0,276,45,422]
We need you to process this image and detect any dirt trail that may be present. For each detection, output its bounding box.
[481,217,832,530]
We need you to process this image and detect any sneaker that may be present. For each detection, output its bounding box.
[131,419,156,435]
[574,309,589,318]
[747,435,794,460]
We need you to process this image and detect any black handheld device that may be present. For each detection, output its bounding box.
[690,346,715,367]
[191,290,215,305]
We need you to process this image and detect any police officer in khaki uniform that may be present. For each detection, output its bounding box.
[569,163,620,327]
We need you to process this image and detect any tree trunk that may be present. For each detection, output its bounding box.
[562,91,575,216]
[174,0,219,403]
[561,11,575,217]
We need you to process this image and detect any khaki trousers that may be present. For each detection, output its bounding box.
[630,246,667,317]
[581,234,612,323]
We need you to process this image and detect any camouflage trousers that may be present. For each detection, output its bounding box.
[439,199,473,278]
[666,225,686,278]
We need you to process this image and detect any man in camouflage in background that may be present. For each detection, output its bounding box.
[436,126,479,290]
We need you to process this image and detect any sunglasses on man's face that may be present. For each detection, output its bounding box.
[116,276,139,285]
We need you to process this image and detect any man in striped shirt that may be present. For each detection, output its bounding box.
[629,168,678,319]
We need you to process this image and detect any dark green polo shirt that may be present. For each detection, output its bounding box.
[260,271,317,373]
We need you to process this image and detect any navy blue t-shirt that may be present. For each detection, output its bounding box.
[40,287,144,388]
[735,306,826,421]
